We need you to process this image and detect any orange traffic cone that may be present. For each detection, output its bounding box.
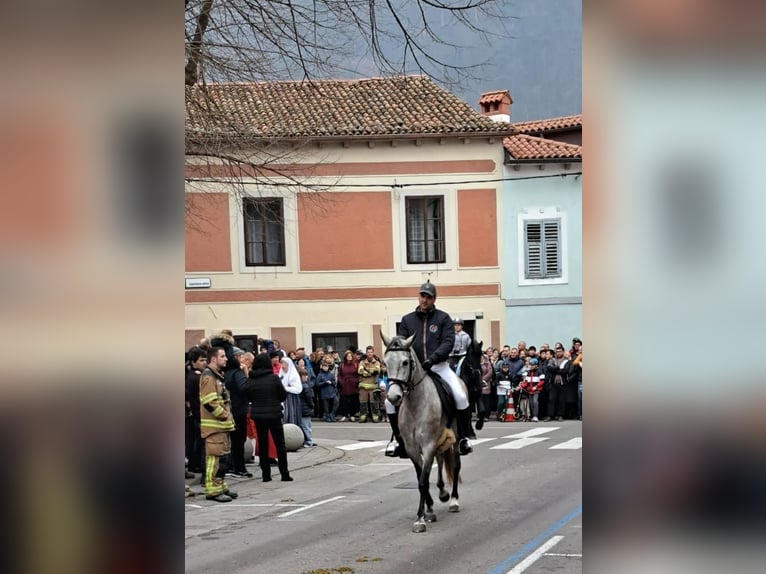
[504,395,515,422]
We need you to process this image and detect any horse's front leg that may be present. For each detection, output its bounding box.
[413,449,436,532]
[436,453,449,503]
[449,444,462,513]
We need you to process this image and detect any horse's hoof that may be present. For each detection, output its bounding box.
[412,521,427,533]
[448,500,460,513]
[438,492,449,503]
[425,512,437,523]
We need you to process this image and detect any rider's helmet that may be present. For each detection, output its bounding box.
[453,317,464,326]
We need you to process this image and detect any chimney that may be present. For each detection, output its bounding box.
[478,90,512,123]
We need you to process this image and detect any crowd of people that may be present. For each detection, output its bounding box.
[184,283,583,502]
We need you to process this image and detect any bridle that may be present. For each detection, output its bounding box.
[384,346,426,397]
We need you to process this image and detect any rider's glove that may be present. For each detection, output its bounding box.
[422,359,434,371]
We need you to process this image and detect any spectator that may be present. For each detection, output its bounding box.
[543,343,571,422]
[199,347,237,502]
[273,351,302,426]
[376,364,389,423]
[224,347,252,478]
[337,350,360,422]
[496,361,513,421]
[475,350,496,430]
[185,347,207,475]
[521,358,543,422]
[573,349,583,420]
[243,353,292,482]
[357,345,381,423]
[316,360,338,422]
[297,359,316,447]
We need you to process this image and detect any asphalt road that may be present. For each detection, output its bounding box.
[185,420,582,574]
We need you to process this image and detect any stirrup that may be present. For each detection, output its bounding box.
[385,439,398,457]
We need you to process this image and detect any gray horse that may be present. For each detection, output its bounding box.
[381,332,463,533]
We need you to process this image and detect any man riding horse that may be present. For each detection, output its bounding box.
[386,281,476,456]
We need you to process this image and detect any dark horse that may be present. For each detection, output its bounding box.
[456,339,485,421]
[381,332,463,533]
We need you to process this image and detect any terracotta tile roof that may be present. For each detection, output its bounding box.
[186,77,514,141]
[479,90,512,104]
[511,114,582,134]
[503,134,582,161]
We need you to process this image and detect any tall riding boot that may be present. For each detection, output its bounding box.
[456,408,474,455]
[371,400,380,423]
[386,412,408,458]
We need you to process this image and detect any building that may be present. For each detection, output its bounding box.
[478,95,582,346]
[185,77,515,354]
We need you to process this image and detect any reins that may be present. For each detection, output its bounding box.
[385,347,426,396]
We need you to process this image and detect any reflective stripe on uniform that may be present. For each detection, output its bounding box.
[201,419,235,430]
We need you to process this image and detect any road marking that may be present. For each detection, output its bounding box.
[544,553,582,557]
[278,495,345,518]
[185,504,203,509]
[337,440,389,451]
[213,503,304,508]
[502,427,560,439]
[549,437,582,450]
[505,536,564,574]
[470,437,497,446]
[488,505,582,574]
[491,437,549,449]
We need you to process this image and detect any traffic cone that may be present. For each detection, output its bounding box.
[504,395,515,422]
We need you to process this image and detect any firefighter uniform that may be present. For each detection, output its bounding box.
[199,365,236,499]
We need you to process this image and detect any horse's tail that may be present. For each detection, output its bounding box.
[437,428,462,486]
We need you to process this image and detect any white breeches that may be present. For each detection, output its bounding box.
[385,361,469,412]
[431,362,469,410]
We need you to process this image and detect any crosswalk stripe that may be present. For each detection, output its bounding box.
[491,437,549,449]
[549,437,582,450]
[470,438,497,446]
[502,427,560,439]
[337,440,390,451]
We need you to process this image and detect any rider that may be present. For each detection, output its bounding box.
[448,318,472,372]
[387,281,475,456]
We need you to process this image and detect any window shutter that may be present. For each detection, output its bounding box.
[525,222,542,278]
[543,220,561,277]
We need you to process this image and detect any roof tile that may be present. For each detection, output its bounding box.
[511,114,582,134]
[187,77,514,140]
[503,134,582,161]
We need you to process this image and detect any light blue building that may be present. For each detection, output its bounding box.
[500,119,582,348]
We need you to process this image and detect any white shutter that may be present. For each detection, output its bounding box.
[543,220,561,277]
[525,222,542,278]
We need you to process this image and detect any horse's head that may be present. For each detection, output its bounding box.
[461,339,484,396]
[380,331,420,406]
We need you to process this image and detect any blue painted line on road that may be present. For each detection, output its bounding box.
[487,505,582,574]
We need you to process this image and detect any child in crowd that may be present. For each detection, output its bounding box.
[495,361,513,421]
[316,361,338,422]
[521,358,543,422]
[298,359,316,446]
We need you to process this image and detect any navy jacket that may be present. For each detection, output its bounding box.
[397,305,455,364]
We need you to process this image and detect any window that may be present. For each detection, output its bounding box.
[405,196,445,264]
[524,219,561,279]
[311,332,358,353]
[244,198,285,266]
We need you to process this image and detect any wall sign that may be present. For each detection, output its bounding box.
[185,277,211,289]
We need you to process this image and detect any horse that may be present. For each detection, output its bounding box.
[457,339,485,429]
[381,332,463,533]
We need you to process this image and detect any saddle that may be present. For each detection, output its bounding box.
[428,370,457,426]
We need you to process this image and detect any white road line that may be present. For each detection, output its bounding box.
[502,427,560,439]
[549,437,582,450]
[506,535,564,574]
[337,441,390,451]
[278,496,345,518]
[185,504,203,509]
[544,553,582,557]
[470,437,497,446]
[491,437,549,449]
[213,504,304,508]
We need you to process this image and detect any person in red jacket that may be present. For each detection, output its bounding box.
[521,358,544,422]
[337,350,360,422]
